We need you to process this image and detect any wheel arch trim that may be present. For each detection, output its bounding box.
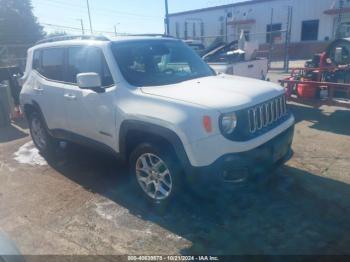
[119,120,191,169]
[23,100,50,132]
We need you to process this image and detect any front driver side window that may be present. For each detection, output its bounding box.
[66,46,114,87]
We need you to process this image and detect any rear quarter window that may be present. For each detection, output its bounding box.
[32,50,41,71]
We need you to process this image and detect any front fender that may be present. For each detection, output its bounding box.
[118,120,192,169]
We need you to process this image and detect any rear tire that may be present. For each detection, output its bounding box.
[29,111,59,157]
[129,143,183,209]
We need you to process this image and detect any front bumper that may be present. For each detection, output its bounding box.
[185,125,294,188]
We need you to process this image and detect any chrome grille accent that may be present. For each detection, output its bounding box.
[270,101,276,122]
[248,95,288,134]
[264,103,269,126]
[275,98,280,119]
[258,105,264,130]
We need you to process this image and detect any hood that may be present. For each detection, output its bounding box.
[141,75,285,113]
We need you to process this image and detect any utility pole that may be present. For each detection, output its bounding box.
[164,0,170,35]
[78,19,85,35]
[86,0,93,34]
[226,11,232,43]
[114,23,120,37]
[284,6,293,72]
[268,8,274,69]
[336,0,344,38]
[225,10,228,43]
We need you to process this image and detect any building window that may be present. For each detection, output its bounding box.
[175,22,180,38]
[193,23,196,39]
[184,22,188,40]
[301,20,319,41]
[200,22,204,40]
[244,30,250,41]
[266,23,282,44]
[220,22,225,38]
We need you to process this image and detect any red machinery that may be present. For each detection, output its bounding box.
[279,39,350,108]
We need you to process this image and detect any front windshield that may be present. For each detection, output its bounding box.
[112,40,214,87]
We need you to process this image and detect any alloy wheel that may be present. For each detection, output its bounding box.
[31,117,47,150]
[135,153,173,201]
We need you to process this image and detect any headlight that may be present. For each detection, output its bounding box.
[220,112,237,135]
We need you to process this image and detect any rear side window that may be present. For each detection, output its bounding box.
[32,50,41,70]
[41,48,65,81]
[66,46,114,87]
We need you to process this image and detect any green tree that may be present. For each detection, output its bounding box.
[0,0,44,45]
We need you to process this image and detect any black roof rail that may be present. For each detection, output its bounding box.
[36,35,110,45]
[124,34,175,38]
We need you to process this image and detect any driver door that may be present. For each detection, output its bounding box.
[63,46,117,149]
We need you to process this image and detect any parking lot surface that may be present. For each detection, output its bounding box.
[1,101,350,255]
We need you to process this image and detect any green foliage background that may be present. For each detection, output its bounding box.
[0,0,44,45]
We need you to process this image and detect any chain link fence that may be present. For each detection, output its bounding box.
[0,44,30,70]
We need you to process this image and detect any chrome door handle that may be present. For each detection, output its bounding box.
[64,94,77,100]
[33,87,43,93]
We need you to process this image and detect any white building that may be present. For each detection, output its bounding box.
[168,0,350,59]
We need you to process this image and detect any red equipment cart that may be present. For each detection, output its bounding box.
[279,38,350,108]
[279,66,350,108]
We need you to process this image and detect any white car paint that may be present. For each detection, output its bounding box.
[141,74,283,113]
[20,37,294,168]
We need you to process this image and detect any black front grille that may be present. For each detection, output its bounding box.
[226,95,290,142]
[248,95,287,134]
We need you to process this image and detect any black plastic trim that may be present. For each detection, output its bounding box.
[220,101,292,142]
[50,129,120,157]
[187,124,295,188]
[24,100,48,129]
[119,120,191,168]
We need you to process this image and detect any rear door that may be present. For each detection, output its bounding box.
[34,48,68,130]
[62,46,116,148]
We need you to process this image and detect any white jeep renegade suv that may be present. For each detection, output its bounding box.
[20,35,295,204]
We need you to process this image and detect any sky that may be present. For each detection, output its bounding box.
[31,0,243,35]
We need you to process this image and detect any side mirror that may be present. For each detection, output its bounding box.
[77,73,104,93]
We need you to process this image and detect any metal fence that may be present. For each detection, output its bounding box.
[0,44,30,70]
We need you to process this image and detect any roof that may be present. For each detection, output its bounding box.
[324,7,350,15]
[110,34,177,42]
[31,35,177,50]
[30,39,109,51]
[169,0,281,17]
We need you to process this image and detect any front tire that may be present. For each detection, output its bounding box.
[29,111,59,157]
[129,143,182,206]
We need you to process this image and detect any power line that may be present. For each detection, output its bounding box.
[41,23,84,31]
[41,22,116,35]
[33,0,160,19]
[32,0,162,35]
